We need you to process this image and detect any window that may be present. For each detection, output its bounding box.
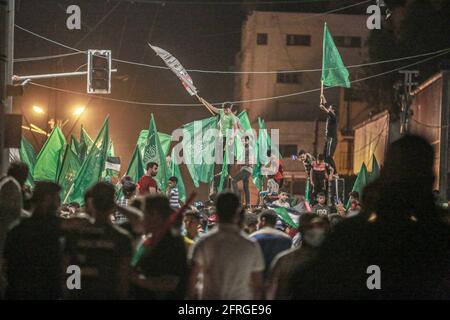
[333,36,362,48]
[286,34,311,46]
[279,144,298,158]
[277,72,301,84]
[257,33,268,45]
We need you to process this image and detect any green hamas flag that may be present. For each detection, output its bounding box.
[322,23,351,88]
[272,207,298,229]
[68,117,109,205]
[346,162,369,209]
[182,116,218,188]
[369,154,380,182]
[19,137,36,187]
[70,135,80,157]
[137,130,171,158]
[79,125,93,163]
[169,149,186,203]
[33,127,66,182]
[142,114,170,191]
[126,145,145,184]
[57,144,81,202]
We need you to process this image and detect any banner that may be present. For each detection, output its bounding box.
[149,44,198,96]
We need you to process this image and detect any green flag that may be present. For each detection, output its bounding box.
[369,154,380,182]
[33,127,66,182]
[142,114,170,191]
[346,162,369,209]
[182,116,218,187]
[68,118,109,205]
[79,125,93,163]
[19,137,36,187]
[322,23,351,88]
[70,135,80,157]
[57,144,81,202]
[169,148,186,203]
[272,207,298,229]
[137,130,171,158]
[126,145,145,184]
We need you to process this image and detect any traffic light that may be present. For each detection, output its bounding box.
[87,50,111,94]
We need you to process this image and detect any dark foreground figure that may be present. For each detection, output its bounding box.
[290,135,450,299]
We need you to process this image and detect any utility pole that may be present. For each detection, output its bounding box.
[397,70,419,135]
[0,0,14,175]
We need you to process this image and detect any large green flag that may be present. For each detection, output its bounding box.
[57,144,81,202]
[322,22,351,88]
[68,118,109,205]
[346,162,369,209]
[126,145,145,184]
[79,125,93,163]
[169,149,186,203]
[182,116,218,187]
[33,127,66,182]
[142,114,170,191]
[369,154,380,182]
[19,137,36,187]
[137,130,171,158]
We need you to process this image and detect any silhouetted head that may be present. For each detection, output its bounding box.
[7,161,29,187]
[372,135,436,221]
[215,191,241,224]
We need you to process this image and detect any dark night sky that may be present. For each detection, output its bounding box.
[12,0,366,197]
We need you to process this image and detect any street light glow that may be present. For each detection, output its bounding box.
[73,106,85,116]
[33,105,45,114]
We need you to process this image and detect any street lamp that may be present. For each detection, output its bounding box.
[32,105,45,114]
[73,106,85,116]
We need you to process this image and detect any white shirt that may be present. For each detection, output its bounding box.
[190,223,265,300]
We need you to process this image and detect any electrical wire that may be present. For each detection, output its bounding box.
[27,49,450,107]
[14,24,450,74]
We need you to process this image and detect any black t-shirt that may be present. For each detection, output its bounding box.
[132,230,187,300]
[325,111,337,139]
[4,215,63,300]
[63,220,132,299]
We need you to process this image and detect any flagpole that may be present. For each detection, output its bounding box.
[320,81,324,104]
[63,182,75,204]
[196,94,215,115]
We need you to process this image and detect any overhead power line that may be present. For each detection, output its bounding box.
[27,49,450,107]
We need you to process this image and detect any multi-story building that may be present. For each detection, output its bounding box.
[234,11,372,197]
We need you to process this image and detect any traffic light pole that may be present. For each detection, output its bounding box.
[0,0,14,175]
[14,69,118,82]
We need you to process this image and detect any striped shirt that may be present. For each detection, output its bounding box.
[168,187,181,209]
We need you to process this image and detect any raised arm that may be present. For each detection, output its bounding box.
[197,96,220,114]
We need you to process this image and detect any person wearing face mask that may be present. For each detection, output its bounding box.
[266,214,329,300]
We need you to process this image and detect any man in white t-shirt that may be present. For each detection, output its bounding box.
[188,192,265,300]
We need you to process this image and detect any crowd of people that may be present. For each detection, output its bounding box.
[1,134,450,300]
